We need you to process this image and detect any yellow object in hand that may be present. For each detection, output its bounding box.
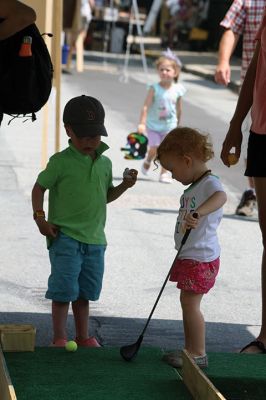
[228,153,239,165]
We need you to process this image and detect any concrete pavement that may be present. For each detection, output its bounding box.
[0,51,261,354]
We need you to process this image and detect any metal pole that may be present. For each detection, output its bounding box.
[132,0,148,76]
[143,0,162,34]
[120,0,148,82]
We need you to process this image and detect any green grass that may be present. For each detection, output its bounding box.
[4,347,192,400]
[205,353,266,400]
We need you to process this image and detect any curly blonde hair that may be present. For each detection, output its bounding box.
[157,127,214,162]
[155,56,181,82]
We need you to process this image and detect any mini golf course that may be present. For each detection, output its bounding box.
[2,347,266,399]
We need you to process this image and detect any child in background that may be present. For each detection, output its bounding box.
[156,127,226,367]
[138,48,186,183]
[32,95,138,347]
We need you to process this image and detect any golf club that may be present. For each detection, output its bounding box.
[120,213,198,362]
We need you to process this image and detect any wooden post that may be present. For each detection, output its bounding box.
[182,350,226,400]
[53,0,63,153]
[0,345,17,400]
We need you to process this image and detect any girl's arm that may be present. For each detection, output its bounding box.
[185,191,227,228]
[221,41,260,166]
[32,182,58,237]
[138,87,154,134]
[176,97,182,125]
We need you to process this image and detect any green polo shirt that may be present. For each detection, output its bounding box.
[37,141,113,245]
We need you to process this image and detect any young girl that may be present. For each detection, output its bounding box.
[156,127,227,368]
[138,49,186,183]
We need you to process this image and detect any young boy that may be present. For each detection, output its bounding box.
[32,95,138,347]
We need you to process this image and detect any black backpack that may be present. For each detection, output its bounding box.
[0,22,53,124]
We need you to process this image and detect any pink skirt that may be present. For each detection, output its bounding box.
[170,257,220,294]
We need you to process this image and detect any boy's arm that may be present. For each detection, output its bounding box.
[138,87,154,134]
[107,169,138,203]
[0,0,36,40]
[185,191,227,229]
[32,182,58,237]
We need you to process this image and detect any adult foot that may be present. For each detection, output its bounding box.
[240,340,266,354]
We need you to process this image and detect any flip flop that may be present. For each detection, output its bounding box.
[240,340,266,353]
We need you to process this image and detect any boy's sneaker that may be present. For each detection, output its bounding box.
[235,189,257,217]
[50,338,67,347]
[162,350,208,369]
[75,336,101,347]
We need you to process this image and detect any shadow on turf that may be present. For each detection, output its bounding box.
[0,312,258,353]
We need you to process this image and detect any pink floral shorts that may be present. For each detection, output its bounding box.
[170,258,220,294]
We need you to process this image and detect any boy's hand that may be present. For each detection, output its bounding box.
[122,168,138,188]
[35,219,58,238]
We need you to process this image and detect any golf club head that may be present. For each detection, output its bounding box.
[120,335,143,362]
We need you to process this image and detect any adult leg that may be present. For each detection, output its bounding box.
[254,178,266,342]
[180,290,205,356]
[72,298,89,340]
[236,113,256,216]
[241,177,266,353]
[52,301,69,342]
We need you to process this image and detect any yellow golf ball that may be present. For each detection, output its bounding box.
[228,153,239,165]
[65,340,77,352]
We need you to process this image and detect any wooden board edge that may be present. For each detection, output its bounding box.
[182,350,226,400]
[0,344,17,400]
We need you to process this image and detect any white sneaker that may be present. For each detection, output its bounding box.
[162,350,208,369]
[141,160,151,176]
[159,172,172,184]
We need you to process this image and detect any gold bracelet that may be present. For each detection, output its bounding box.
[33,210,45,220]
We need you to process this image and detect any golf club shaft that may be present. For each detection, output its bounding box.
[139,220,196,338]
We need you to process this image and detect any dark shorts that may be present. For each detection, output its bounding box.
[245,131,266,177]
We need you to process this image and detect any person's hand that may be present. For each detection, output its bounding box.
[137,123,146,134]
[35,219,58,237]
[122,168,138,188]
[215,61,231,86]
[220,123,242,167]
[184,212,199,229]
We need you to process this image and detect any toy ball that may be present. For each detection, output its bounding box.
[228,153,239,165]
[65,340,78,352]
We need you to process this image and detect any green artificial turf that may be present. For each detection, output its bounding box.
[205,353,266,400]
[4,347,192,400]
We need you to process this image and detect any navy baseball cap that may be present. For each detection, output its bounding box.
[63,95,108,137]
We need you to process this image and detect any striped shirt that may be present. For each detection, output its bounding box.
[220,0,265,83]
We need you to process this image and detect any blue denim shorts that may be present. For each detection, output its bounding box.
[45,232,106,302]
